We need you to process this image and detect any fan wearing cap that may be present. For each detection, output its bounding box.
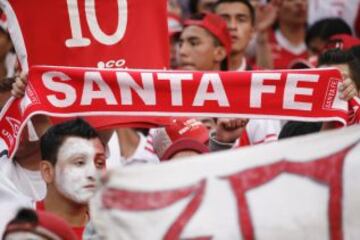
[178,12,231,129]
[3,208,77,240]
[178,12,231,71]
[306,18,353,58]
[152,118,209,161]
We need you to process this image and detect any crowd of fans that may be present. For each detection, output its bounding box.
[0,0,359,239]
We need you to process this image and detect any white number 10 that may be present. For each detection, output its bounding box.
[65,0,128,48]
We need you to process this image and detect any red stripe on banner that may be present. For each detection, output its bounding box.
[222,144,352,240]
[102,180,209,239]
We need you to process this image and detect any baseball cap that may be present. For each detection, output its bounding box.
[325,34,360,51]
[3,209,77,240]
[161,138,209,160]
[152,117,209,160]
[184,12,232,57]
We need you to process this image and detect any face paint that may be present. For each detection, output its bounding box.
[54,137,106,204]
[4,232,47,240]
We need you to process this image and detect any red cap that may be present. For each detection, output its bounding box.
[326,34,360,50]
[152,117,209,159]
[4,210,77,240]
[161,138,209,160]
[184,12,232,56]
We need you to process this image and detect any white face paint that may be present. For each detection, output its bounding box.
[54,137,106,204]
[5,231,47,240]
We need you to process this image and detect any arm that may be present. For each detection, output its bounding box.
[209,118,248,152]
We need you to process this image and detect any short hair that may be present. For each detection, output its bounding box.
[279,121,322,139]
[319,48,360,90]
[306,18,352,47]
[214,0,255,26]
[40,118,101,165]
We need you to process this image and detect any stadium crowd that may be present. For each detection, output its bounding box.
[0,0,359,239]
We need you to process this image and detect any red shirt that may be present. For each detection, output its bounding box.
[36,201,85,240]
[269,30,308,69]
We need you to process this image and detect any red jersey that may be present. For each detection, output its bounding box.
[269,30,308,69]
[36,201,85,240]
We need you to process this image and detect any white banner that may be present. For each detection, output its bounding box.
[90,126,360,240]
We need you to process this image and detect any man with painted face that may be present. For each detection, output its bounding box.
[36,118,106,239]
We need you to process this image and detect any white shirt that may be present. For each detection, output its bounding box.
[0,149,35,237]
[0,160,45,201]
[106,131,159,169]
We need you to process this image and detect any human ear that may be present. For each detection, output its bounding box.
[40,161,55,184]
[214,46,227,63]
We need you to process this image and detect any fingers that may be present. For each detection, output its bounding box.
[219,118,249,130]
[339,78,358,101]
[11,72,28,98]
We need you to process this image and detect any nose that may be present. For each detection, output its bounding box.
[85,163,97,181]
[179,41,189,57]
[228,18,237,31]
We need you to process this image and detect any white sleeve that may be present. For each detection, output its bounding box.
[0,161,34,237]
[124,132,160,166]
[106,131,160,168]
[246,119,282,145]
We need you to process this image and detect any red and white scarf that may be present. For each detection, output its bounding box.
[0,66,350,158]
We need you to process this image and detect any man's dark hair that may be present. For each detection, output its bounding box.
[319,48,360,90]
[214,0,255,26]
[189,0,217,15]
[6,208,38,228]
[40,118,100,165]
[305,18,352,47]
[189,0,200,15]
[279,121,322,139]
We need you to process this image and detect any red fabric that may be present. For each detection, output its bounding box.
[239,130,250,147]
[50,116,173,130]
[328,34,360,50]
[165,118,209,144]
[269,30,308,70]
[36,201,84,240]
[0,67,350,158]
[4,206,77,240]
[3,0,170,130]
[349,98,360,125]
[4,0,169,70]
